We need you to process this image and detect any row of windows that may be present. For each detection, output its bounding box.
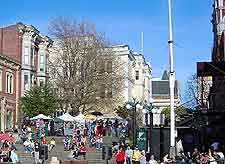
[24,74,44,91]
[24,47,47,72]
[0,71,14,94]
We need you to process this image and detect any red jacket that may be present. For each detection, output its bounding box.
[116,149,125,162]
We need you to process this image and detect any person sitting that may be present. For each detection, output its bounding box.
[23,139,32,153]
[64,135,70,151]
[49,138,56,152]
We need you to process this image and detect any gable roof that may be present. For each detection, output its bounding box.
[162,70,169,80]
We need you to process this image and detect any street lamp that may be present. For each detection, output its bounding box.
[126,98,142,146]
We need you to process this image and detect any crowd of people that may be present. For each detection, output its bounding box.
[63,126,87,160]
[87,119,128,150]
[0,138,19,163]
[112,142,225,164]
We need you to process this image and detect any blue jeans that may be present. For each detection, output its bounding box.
[25,146,33,152]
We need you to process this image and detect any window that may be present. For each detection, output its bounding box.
[99,60,105,74]
[39,79,44,87]
[6,72,13,94]
[135,71,139,80]
[31,47,34,66]
[100,84,105,98]
[107,85,113,98]
[24,74,29,91]
[24,47,29,65]
[40,54,45,72]
[0,70,2,91]
[46,56,49,73]
[106,60,112,73]
[30,74,34,87]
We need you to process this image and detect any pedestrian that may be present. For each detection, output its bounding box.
[148,155,158,164]
[132,147,141,164]
[116,145,126,164]
[140,150,146,164]
[79,142,87,159]
[125,146,133,164]
[41,136,48,145]
[163,154,172,164]
[10,148,19,164]
[34,141,40,164]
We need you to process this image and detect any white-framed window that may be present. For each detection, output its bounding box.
[39,79,44,87]
[6,72,13,94]
[30,74,34,87]
[31,47,34,66]
[46,56,49,73]
[24,74,29,91]
[135,70,139,80]
[40,54,45,72]
[24,47,29,65]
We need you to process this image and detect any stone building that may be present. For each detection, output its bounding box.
[112,45,152,104]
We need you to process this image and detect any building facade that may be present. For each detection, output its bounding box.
[0,54,20,131]
[0,22,52,129]
[151,70,180,125]
[132,52,151,103]
[112,45,152,105]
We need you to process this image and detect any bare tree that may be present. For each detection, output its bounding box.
[184,74,212,109]
[49,17,125,114]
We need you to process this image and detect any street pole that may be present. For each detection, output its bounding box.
[168,0,176,158]
[133,104,136,146]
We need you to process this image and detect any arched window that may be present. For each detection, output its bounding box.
[6,72,13,94]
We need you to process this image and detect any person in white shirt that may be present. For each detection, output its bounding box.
[149,155,158,164]
[23,139,32,153]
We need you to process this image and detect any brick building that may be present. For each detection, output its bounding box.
[0,54,20,131]
[0,22,52,130]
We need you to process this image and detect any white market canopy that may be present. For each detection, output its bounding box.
[98,112,123,120]
[57,113,76,122]
[30,114,52,120]
[74,113,85,123]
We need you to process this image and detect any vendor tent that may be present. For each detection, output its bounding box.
[74,113,85,123]
[57,113,76,122]
[98,112,123,120]
[30,114,52,120]
[84,114,96,121]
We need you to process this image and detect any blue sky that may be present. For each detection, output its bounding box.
[0,0,213,100]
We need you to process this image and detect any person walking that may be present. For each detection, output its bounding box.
[125,146,133,164]
[132,147,141,164]
[79,142,87,159]
[116,146,126,164]
[140,150,146,164]
[148,155,158,164]
[10,148,19,164]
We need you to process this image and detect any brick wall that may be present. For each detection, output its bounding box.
[0,24,21,62]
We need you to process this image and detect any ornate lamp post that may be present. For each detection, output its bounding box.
[126,98,142,146]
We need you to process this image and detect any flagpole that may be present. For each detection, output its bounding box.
[168,0,176,158]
